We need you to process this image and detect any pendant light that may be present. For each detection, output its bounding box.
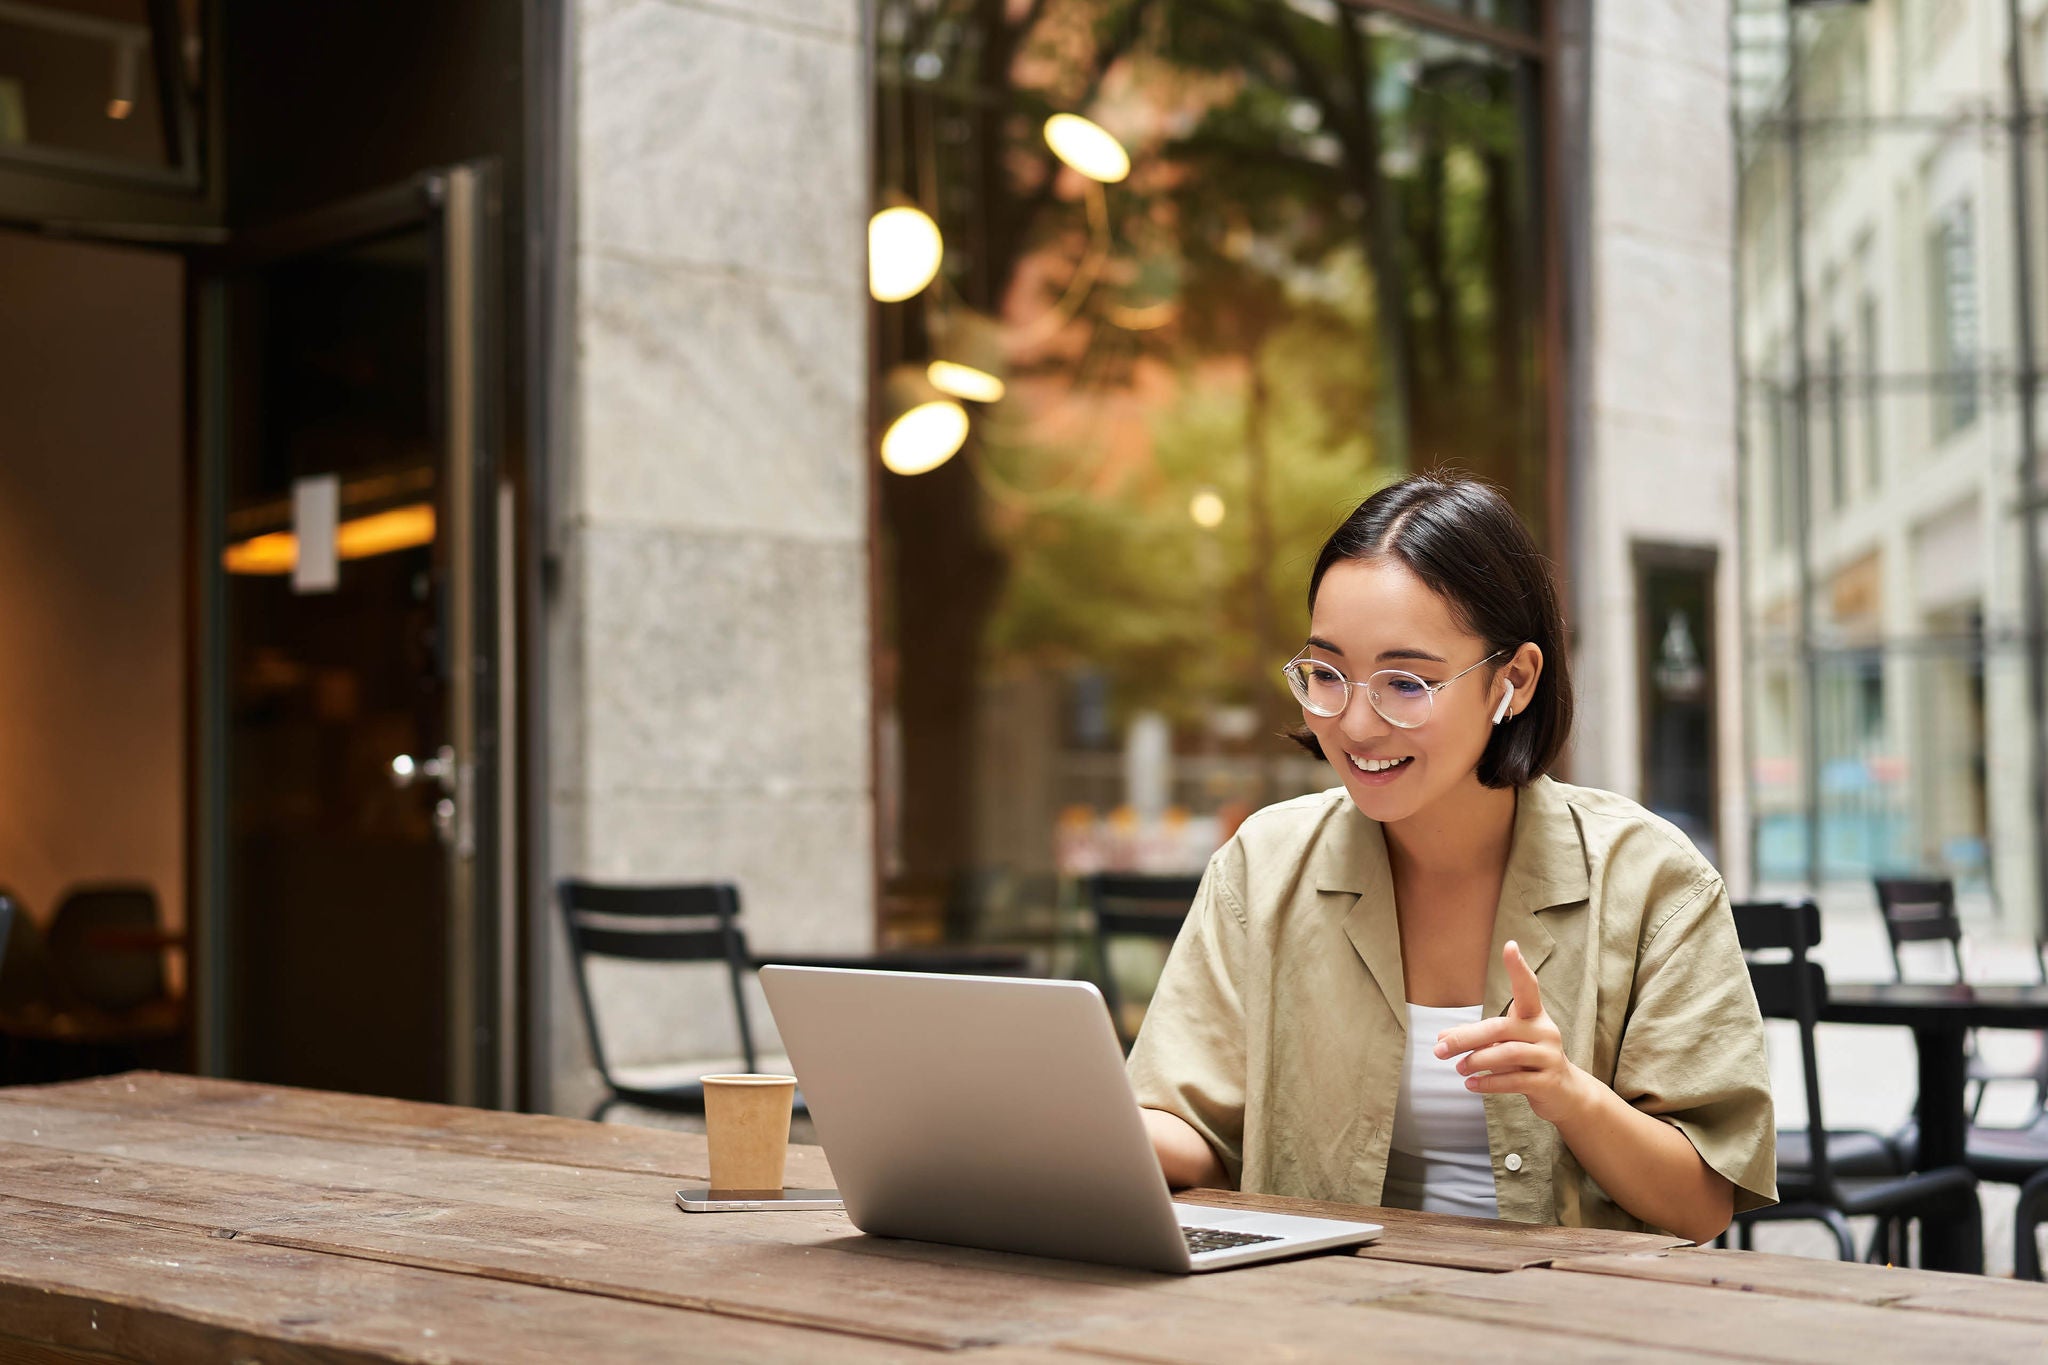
[1044,113,1130,184]
[869,200,944,302]
[926,308,1007,403]
[879,366,969,476]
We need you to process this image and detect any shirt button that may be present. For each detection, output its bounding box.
[1504,1153,1524,1173]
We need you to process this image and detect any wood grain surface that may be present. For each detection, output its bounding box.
[0,1072,2040,1364]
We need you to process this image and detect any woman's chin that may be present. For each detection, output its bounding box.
[1334,761,1425,820]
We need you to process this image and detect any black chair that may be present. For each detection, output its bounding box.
[0,887,57,1022]
[1085,873,1201,1052]
[2016,1165,2048,1280]
[46,884,172,1013]
[1873,876,2044,1121]
[558,881,764,1122]
[1730,899,1981,1267]
[0,894,14,981]
[1734,889,1907,1198]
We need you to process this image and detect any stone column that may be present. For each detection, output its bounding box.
[549,0,873,1113]
[1572,2,1751,888]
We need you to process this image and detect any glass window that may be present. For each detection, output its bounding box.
[1858,292,1880,491]
[0,0,202,177]
[1764,360,1794,551]
[871,1,1554,946]
[1930,199,1980,439]
[1825,329,1847,510]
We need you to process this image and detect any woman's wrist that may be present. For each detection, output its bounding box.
[1537,1065,1734,1242]
[1537,1059,1603,1133]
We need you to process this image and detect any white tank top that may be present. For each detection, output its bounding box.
[1381,1002,1501,1218]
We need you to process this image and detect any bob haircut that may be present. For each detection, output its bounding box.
[1291,473,1573,789]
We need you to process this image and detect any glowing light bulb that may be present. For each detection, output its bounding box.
[1044,114,1130,184]
[869,206,943,302]
[1190,489,1226,528]
[881,400,969,475]
[926,360,1005,403]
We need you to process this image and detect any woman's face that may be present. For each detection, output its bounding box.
[1300,557,1535,825]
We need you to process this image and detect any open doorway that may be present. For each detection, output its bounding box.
[0,0,536,1110]
[0,228,190,1079]
[203,173,502,1104]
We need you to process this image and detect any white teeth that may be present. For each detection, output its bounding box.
[1349,754,1411,773]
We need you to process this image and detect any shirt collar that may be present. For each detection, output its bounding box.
[1315,776,1592,1025]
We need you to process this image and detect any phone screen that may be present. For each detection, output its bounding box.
[676,1187,842,1212]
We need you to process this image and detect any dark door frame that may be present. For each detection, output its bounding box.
[190,165,507,1106]
[1631,540,1724,865]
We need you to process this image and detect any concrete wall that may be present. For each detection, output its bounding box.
[1572,1,1751,889]
[549,0,873,1112]
[0,232,186,965]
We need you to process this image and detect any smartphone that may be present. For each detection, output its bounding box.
[675,1188,843,1212]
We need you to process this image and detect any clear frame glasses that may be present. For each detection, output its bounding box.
[1282,649,1507,729]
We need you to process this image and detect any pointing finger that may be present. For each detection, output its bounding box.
[1505,939,1543,1019]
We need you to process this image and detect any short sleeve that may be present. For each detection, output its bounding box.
[1612,873,1778,1215]
[1124,847,1249,1185]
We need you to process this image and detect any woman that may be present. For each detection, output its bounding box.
[1128,475,1774,1242]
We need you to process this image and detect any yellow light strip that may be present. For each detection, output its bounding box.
[222,531,298,576]
[338,502,436,560]
[221,501,437,576]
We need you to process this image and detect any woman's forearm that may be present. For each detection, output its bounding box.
[1548,1070,1735,1243]
[1142,1107,1229,1189]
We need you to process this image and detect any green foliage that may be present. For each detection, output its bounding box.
[950,0,1541,734]
[982,298,1388,727]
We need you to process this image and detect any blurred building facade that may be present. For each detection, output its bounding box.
[1735,0,2048,939]
[0,1,1747,1111]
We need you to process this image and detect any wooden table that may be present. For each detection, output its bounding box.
[1816,981,2048,1272]
[4,1073,2047,1363]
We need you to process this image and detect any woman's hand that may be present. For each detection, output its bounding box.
[1434,939,1735,1242]
[1431,940,1591,1127]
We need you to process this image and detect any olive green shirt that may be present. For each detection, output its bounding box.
[1126,775,1777,1234]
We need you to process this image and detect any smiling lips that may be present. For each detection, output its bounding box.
[1348,753,1412,775]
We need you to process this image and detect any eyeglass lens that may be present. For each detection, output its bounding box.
[1284,661,1433,728]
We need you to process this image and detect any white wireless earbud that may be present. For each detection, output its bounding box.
[1492,679,1515,726]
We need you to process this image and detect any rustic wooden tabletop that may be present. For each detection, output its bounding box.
[2,1072,2045,1363]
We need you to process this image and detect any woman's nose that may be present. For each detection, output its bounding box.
[1339,692,1392,743]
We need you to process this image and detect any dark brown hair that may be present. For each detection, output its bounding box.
[1291,473,1573,788]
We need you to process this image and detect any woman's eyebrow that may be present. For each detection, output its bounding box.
[1306,635,1345,656]
[1376,647,1448,664]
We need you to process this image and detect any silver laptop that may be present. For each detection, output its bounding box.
[759,965,1381,1273]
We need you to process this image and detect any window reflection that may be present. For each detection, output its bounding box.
[0,0,202,175]
[874,1,1552,946]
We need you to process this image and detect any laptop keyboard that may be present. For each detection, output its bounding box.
[1182,1225,1283,1255]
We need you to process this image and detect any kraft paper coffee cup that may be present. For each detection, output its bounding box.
[701,1074,797,1190]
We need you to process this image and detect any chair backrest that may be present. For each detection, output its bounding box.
[1732,898,1838,1197]
[0,889,58,1014]
[556,881,758,1086]
[1086,873,1203,940]
[47,883,165,1013]
[1872,877,1965,981]
[0,895,14,982]
[1085,873,1202,1050]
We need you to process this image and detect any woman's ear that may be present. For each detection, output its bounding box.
[1502,642,1543,719]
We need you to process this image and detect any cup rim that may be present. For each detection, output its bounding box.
[699,1073,797,1086]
